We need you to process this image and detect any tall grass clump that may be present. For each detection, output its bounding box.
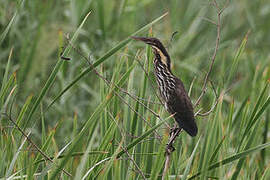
[0,0,269,179]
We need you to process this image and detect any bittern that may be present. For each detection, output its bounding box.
[131,36,197,137]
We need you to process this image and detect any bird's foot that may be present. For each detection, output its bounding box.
[169,124,180,137]
[165,143,175,155]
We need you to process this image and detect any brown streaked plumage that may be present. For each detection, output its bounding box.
[131,36,197,137]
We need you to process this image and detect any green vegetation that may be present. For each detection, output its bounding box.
[0,0,269,179]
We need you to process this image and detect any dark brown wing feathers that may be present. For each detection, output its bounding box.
[167,78,198,136]
[131,36,197,136]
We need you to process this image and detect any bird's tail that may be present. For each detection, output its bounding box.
[175,115,198,137]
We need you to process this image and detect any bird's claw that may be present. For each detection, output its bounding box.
[169,125,180,137]
[165,144,175,155]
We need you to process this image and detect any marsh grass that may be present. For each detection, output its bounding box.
[0,0,269,179]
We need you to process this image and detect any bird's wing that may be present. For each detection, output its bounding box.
[167,78,198,136]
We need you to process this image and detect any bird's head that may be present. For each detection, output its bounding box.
[131,36,171,69]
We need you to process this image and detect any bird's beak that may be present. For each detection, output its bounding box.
[130,36,153,45]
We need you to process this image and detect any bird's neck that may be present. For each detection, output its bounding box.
[154,59,176,89]
[153,59,176,101]
[154,59,174,78]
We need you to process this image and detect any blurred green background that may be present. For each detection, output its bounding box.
[0,0,269,179]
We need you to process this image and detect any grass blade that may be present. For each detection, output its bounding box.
[226,32,249,87]
[0,0,25,45]
[189,141,270,179]
[48,62,135,179]
[182,137,201,180]
[6,132,30,178]
[23,12,91,129]
[117,115,169,158]
[47,12,168,109]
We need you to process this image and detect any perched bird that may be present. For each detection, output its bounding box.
[131,36,197,137]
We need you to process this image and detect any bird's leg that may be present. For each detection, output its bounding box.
[169,123,179,137]
[166,125,182,155]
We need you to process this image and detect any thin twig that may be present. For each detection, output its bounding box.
[118,143,147,180]
[2,112,72,177]
[106,110,141,139]
[113,53,162,105]
[200,16,218,26]
[4,91,72,177]
[194,0,223,108]
[133,51,170,129]
[134,52,164,106]
[64,36,163,141]
[114,137,147,179]
[125,151,146,180]
[100,117,143,179]
[162,125,182,180]
[162,1,227,179]
[196,81,219,116]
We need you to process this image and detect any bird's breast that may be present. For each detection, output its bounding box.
[154,61,176,102]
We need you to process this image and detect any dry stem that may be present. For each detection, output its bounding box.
[64,37,163,141]
[2,112,72,177]
[162,1,228,179]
